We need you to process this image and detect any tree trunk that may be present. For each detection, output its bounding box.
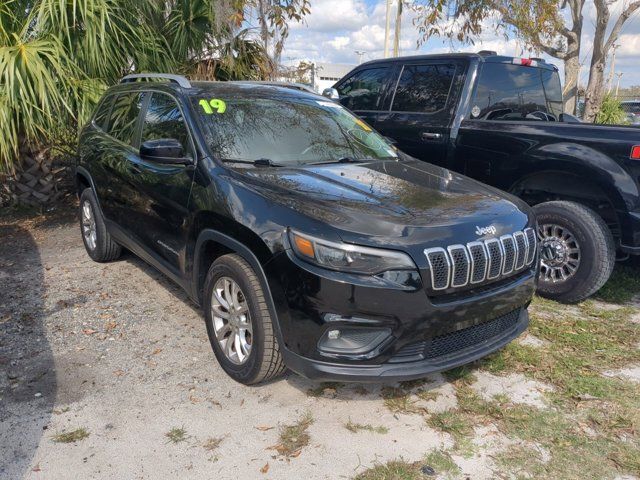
[583,60,607,122]
[5,143,70,208]
[561,5,582,116]
[583,0,609,123]
[563,49,580,114]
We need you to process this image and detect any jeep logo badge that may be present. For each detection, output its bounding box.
[475,225,497,236]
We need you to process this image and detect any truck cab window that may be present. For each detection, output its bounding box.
[471,63,560,121]
[336,67,392,111]
[392,64,456,113]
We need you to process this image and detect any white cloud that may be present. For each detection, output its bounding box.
[328,36,351,50]
[282,0,640,86]
[292,0,369,33]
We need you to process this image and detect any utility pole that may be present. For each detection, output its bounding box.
[616,72,624,98]
[383,0,392,58]
[607,44,619,93]
[393,0,403,57]
[355,50,366,65]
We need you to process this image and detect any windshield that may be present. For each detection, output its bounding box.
[192,96,398,165]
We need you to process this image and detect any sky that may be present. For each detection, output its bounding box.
[279,0,640,88]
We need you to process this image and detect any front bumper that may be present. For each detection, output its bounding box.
[280,308,529,382]
[264,248,536,381]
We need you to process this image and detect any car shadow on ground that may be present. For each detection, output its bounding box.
[0,224,55,478]
[119,250,202,316]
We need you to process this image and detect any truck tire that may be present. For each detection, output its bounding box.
[203,254,286,384]
[534,200,615,303]
[79,188,122,262]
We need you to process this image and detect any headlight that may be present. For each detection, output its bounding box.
[288,229,416,275]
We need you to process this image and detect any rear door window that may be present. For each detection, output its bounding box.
[141,92,192,157]
[107,92,144,145]
[471,63,562,121]
[336,67,394,111]
[391,64,457,113]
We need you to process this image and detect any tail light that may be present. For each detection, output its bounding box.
[512,58,538,67]
[631,145,640,159]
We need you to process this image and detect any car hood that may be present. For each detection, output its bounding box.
[235,159,531,248]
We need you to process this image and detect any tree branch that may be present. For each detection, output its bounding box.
[498,11,568,59]
[604,0,640,52]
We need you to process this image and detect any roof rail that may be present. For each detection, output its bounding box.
[120,73,191,89]
[477,50,497,57]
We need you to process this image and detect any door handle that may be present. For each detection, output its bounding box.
[421,132,443,141]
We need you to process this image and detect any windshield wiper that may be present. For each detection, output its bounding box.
[221,158,283,167]
[309,157,365,166]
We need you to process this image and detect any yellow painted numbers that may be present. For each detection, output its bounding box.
[199,98,226,114]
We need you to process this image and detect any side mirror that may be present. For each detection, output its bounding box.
[139,138,190,164]
[322,87,340,100]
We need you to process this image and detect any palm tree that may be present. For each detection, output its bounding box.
[0,0,285,207]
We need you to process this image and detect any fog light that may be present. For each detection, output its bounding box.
[317,327,391,356]
[327,330,341,340]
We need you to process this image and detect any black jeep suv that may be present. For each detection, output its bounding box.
[76,73,538,384]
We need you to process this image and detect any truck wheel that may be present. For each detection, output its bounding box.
[79,188,121,262]
[534,201,615,303]
[203,254,286,384]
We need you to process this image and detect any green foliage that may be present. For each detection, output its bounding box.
[595,94,629,125]
[0,0,306,176]
[412,0,561,49]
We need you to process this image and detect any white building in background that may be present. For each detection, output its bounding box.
[312,62,356,92]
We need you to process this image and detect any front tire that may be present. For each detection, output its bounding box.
[203,254,286,384]
[534,200,615,303]
[79,188,121,262]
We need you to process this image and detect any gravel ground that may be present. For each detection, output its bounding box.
[1,208,638,480]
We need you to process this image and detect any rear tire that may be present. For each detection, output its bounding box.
[203,254,286,384]
[79,188,121,262]
[534,200,615,303]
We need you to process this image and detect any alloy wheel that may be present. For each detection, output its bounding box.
[537,223,581,283]
[211,276,253,365]
[81,200,97,250]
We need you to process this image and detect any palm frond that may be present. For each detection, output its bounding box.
[0,34,79,173]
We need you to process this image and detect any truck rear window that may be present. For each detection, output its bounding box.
[471,63,563,121]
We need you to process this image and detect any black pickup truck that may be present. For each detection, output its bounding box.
[325,52,640,302]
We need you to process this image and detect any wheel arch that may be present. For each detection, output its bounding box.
[509,168,623,242]
[75,166,94,197]
[191,228,285,346]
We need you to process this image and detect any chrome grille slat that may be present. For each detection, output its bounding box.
[500,235,516,275]
[524,228,537,265]
[513,231,527,270]
[467,241,488,284]
[424,229,537,293]
[485,238,504,280]
[424,247,451,291]
[448,245,471,287]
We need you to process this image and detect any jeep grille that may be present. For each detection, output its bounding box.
[424,228,537,292]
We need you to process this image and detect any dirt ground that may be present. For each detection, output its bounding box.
[1,207,639,480]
